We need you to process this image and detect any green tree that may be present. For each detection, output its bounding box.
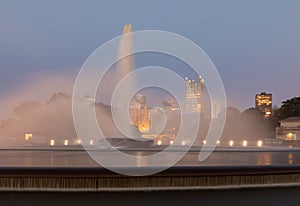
[278,97,300,119]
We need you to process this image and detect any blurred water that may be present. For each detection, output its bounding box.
[0,147,299,167]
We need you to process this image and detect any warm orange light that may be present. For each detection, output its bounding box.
[25,134,29,141]
[89,140,94,145]
[257,140,263,147]
[50,139,55,146]
[64,140,68,146]
[157,140,162,145]
[242,140,248,147]
[24,133,33,141]
[138,122,150,132]
[229,140,234,147]
[287,133,293,140]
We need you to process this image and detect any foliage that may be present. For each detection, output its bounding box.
[278,97,300,119]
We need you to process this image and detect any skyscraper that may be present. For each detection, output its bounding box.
[185,76,204,113]
[129,94,150,132]
[255,92,272,118]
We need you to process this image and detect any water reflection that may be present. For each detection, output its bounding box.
[256,153,272,165]
[136,151,147,167]
[0,148,300,167]
[288,153,294,164]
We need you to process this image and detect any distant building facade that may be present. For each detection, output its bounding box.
[129,94,150,132]
[255,92,272,118]
[185,76,204,113]
[129,75,205,135]
[276,117,300,140]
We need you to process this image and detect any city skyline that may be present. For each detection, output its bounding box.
[0,0,300,119]
[1,1,300,202]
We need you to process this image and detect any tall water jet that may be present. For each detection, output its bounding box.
[112,24,141,139]
[116,23,135,84]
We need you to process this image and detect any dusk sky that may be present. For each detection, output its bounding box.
[0,0,299,119]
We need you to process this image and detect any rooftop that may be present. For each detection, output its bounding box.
[280,117,300,123]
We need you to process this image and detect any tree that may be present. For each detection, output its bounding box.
[220,107,242,140]
[278,97,300,120]
[240,108,268,139]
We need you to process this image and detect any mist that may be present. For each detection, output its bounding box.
[0,73,74,120]
[0,76,275,147]
[219,107,275,145]
[0,91,123,146]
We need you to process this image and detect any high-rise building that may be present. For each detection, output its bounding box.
[185,76,204,112]
[255,92,272,118]
[211,101,221,119]
[162,98,179,111]
[129,94,150,132]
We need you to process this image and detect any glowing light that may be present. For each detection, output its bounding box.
[157,140,162,145]
[138,123,150,132]
[288,153,293,164]
[203,140,207,145]
[25,135,29,141]
[181,140,186,146]
[50,139,55,146]
[64,140,68,146]
[170,140,174,145]
[229,140,234,147]
[89,140,94,146]
[77,139,82,145]
[216,140,220,145]
[24,133,33,141]
[257,140,263,147]
[242,140,248,147]
[287,133,293,140]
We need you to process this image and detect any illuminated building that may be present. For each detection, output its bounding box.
[276,117,300,141]
[148,107,166,135]
[129,94,150,132]
[162,98,179,111]
[211,101,221,119]
[185,76,204,113]
[255,92,272,118]
[161,98,181,134]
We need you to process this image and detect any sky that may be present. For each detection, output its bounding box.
[0,0,299,119]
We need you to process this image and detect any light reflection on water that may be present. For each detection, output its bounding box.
[256,153,272,165]
[289,153,294,164]
[0,147,300,167]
